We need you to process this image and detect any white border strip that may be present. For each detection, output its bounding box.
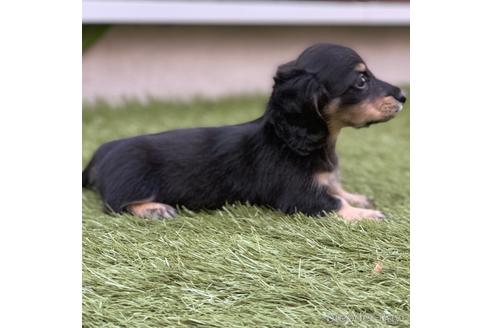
[83,1,409,25]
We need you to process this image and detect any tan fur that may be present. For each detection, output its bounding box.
[324,97,344,139]
[335,197,384,221]
[323,96,401,129]
[324,97,341,116]
[127,202,176,219]
[315,171,373,209]
[355,63,367,72]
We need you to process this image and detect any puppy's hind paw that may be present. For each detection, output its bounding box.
[128,202,178,220]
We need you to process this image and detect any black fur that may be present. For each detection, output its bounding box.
[83,43,404,217]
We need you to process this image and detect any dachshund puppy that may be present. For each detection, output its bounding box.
[83,43,406,221]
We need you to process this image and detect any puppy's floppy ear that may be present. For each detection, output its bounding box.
[268,61,329,156]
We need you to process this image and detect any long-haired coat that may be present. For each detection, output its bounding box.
[83,44,406,221]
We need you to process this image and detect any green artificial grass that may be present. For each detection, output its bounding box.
[83,94,410,327]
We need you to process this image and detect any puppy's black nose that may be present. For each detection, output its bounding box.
[396,91,406,104]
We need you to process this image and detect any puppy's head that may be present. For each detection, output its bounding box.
[267,43,406,155]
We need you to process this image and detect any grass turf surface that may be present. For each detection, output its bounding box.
[83,94,409,327]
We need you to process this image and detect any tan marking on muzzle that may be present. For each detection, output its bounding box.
[324,96,401,128]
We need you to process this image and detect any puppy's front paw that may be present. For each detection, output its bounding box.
[344,193,375,209]
[335,197,384,221]
[338,208,385,222]
[128,202,177,220]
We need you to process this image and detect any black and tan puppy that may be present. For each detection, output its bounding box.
[83,43,405,221]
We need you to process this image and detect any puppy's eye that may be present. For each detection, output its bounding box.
[354,74,368,89]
